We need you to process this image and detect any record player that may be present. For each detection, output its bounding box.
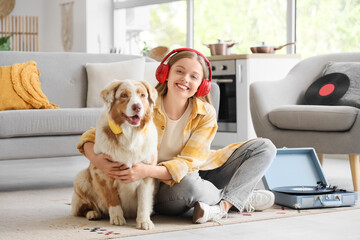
[263,148,358,209]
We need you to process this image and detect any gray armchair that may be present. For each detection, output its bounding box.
[250,52,360,191]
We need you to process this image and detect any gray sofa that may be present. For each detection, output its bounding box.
[0,51,219,161]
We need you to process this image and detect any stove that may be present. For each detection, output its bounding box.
[211,59,237,132]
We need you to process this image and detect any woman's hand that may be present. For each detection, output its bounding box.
[115,163,173,183]
[115,162,149,183]
[83,142,123,178]
[83,142,172,182]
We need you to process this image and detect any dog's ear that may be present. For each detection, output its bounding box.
[140,81,158,105]
[100,80,122,107]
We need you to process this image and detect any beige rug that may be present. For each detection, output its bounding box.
[1,187,359,240]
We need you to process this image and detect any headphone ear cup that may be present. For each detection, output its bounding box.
[156,64,169,83]
[196,79,211,97]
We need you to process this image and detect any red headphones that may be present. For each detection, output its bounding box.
[155,48,212,97]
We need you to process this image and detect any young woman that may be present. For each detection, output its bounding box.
[77,48,276,223]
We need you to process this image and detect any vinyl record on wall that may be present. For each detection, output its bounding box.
[304,72,350,105]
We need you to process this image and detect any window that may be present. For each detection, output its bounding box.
[114,1,187,55]
[114,0,360,58]
[193,0,287,56]
[297,0,360,58]
[114,0,287,56]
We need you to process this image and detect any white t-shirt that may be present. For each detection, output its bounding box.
[158,98,193,163]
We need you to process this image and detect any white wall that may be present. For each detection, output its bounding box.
[42,0,87,52]
[11,0,113,53]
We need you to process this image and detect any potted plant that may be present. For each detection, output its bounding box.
[0,34,13,51]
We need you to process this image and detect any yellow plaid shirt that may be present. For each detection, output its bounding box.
[77,97,246,186]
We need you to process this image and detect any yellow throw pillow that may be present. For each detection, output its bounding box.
[0,61,58,110]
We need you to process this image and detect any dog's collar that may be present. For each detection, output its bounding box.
[108,119,148,135]
[108,119,123,134]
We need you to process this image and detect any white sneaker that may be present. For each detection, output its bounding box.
[243,190,275,212]
[192,201,227,224]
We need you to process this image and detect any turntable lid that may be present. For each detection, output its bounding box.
[263,148,329,191]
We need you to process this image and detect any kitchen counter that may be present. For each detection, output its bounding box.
[207,54,301,61]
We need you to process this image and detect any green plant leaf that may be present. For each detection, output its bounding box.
[0,34,13,51]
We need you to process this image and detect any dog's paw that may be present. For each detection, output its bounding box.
[136,219,154,230]
[110,215,126,226]
[86,210,101,220]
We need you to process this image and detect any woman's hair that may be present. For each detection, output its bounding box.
[155,50,212,104]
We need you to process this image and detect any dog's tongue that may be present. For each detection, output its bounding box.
[127,115,140,125]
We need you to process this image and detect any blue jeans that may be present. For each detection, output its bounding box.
[154,138,276,215]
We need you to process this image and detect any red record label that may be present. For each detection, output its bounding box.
[319,83,335,96]
[304,73,350,105]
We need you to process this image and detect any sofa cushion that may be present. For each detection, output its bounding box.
[0,52,149,108]
[0,108,102,138]
[322,61,360,108]
[0,61,58,110]
[86,58,145,107]
[268,105,358,131]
